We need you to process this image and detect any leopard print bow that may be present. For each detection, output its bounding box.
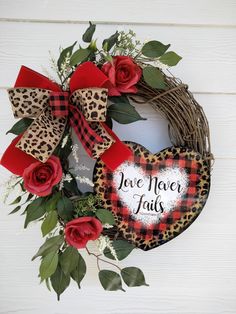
[8,87,114,163]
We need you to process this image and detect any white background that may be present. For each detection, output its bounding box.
[0,1,236,313]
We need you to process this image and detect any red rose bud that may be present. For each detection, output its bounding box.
[22,156,62,196]
[65,217,103,249]
[102,56,142,96]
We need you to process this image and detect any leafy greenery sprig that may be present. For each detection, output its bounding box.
[56,22,181,93]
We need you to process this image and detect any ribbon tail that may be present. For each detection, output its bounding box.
[69,106,133,170]
[0,134,39,176]
[99,123,133,171]
[16,107,67,163]
[69,106,114,158]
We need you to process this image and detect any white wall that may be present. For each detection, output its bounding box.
[0,1,236,313]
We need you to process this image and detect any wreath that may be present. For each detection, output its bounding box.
[1,23,213,300]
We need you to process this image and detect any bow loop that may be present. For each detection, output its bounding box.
[16,108,67,163]
[8,88,51,118]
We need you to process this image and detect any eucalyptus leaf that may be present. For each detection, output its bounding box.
[104,240,135,261]
[159,51,182,66]
[99,270,125,292]
[82,22,96,42]
[102,31,119,51]
[107,103,146,124]
[121,267,149,287]
[40,251,58,280]
[70,48,91,66]
[142,40,170,58]
[32,235,64,261]
[96,208,115,225]
[24,197,46,228]
[57,196,74,221]
[71,252,86,288]
[6,118,33,135]
[57,41,77,70]
[50,265,70,301]
[41,211,58,237]
[143,66,166,89]
[60,247,79,275]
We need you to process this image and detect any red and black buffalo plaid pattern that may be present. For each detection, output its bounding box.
[104,153,199,241]
[69,106,103,158]
[49,91,104,158]
[49,91,69,117]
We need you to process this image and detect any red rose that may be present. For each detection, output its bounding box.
[23,156,62,196]
[102,56,142,96]
[65,217,103,249]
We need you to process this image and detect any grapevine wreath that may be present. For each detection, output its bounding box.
[1,23,213,299]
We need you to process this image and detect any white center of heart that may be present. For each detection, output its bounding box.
[113,161,189,226]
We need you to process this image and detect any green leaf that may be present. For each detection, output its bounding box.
[104,240,135,261]
[159,51,182,66]
[40,251,58,280]
[63,172,81,196]
[107,102,146,124]
[57,196,74,221]
[88,40,97,53]
[60,136,72,159]
[45,278,51,291]
[102,31,119,51]
[99,270,125,292]
[41,211,58,237]
[121,267,149,287]
[109,95,130,105]
[8,205,21,215]
[96,208,115,225]
[143,66,166,89]
[50,265,70,301]
[32,235,64,261]
[105,117,113,129]
[20,182,26,192]
[82,21,96,42]
[9,196,21,205]
[6,118,33,135]
[142,40,170,58]
[60,247,79,275]
[57,41,77,70]
[71,252,86,288]
[45,192,61,212]
[54,132,72,159]
[70,48,91,66]
[24,197,46,228]
[25,193,34,203]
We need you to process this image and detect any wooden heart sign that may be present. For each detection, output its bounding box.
[94,142,210,250]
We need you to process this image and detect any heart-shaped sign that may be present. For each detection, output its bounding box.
[94,142,210,250]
